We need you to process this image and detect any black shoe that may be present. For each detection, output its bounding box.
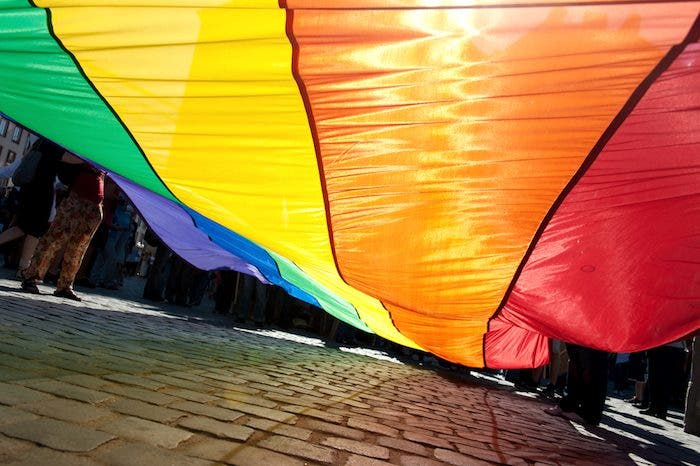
[640,408,666,420]
[54,288,82,302]
[21,279,41,294]
[541,384,556,398]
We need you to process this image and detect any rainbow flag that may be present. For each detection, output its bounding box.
[1,1,698,367]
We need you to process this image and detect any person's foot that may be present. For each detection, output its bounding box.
[544,406,565,417]
[20,279,41,294]
[54,288,82,302]
[640,408,666,420]
[545,406,589,424]
[540,384,556,398]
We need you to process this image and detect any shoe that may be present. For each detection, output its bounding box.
[640,408,666,420]
[581,416,601,427]
[21,279,41,294]
[544,406,564,417]
[54,288,82,302]
[545,406,588,424]
[541,384,556,398]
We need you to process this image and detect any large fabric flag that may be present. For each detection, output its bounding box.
[0,1,698,368]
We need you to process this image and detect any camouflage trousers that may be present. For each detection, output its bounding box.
[25,191,102,290]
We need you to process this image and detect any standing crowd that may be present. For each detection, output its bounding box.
[1,135,697,437]
[0,137,143,301]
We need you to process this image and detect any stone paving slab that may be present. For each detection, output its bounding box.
[18,397,111,424]
[96,415,192,449]
[0,418,115,452]
[0,273,698,465]
[5,447,104,466]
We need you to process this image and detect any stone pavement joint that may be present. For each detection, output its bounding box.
[168,400,244,422]
[0,418,115,452]
[184,437,306,466]
[0,406,39,426]
[5,447,104,466]
[0,273,698,465]
[322,436,391,459]
[19,397,111,424]
[178,415,255,441]
[98,442,214,466]
[0,381,54,405]
[108,397,186,423]
[258,434,338,463]
[97,415,192,449]
[17,379,114,404]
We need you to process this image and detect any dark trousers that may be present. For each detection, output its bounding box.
[214,271,236,313]
[648,346,685,417]
[561,343,609,425]
[143,246,171,301]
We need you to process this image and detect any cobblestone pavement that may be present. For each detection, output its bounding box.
[0,273,697,466]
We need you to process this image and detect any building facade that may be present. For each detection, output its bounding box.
[0,117,38,187]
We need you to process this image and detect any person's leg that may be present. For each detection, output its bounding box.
[0,225,24,246]
[56,199,102,294]
[172,259,191,305]
[234,274,254,321]
[645,348,663,416]
[685,338,699,434]
[560,344,583,413]
[144,246,169,300]
[17,234,39,276]
[164,255,183,303]
[23,233,64,284]
[653,347,676,418]
[98,233,120,287]
[578,348,608,425]
[253,281,268,325]
[634,381,645,404]
[549,340,563,388]
[614,361,628,394]
[531,365,545,388]
[89,246,107,284]
[113,231,129,286]
[190,271,209,306]
[22,196,74,287]
[214,271,235,313]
